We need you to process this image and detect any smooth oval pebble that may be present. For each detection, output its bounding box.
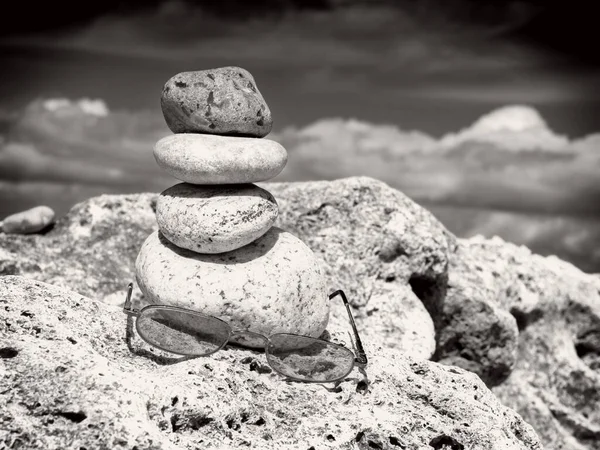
[135,228,330,346]
[156,183,279,254]
[161,66,273,137]
[154,134,287,184]
[1,206,55,234]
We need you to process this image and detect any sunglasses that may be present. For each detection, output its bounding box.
[123,283,368,383]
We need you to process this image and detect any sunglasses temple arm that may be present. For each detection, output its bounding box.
[123,283,140,317]
[329,290,368,366]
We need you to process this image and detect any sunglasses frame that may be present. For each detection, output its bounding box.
[123,283,368,383]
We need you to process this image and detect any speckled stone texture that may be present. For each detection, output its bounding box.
[154,134,287,184]
[0,276,542,450]
[3,177,600,449]
[452,237,600,450]
[0,193,158,306]
[0,205,55,234]
[135,228,329,342]
[156,183,278,254]
[161,66,272,137]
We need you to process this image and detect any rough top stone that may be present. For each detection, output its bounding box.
[161,66,273,137]
[156,183,279,254]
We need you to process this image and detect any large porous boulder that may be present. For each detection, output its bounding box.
[432,241,520,387]
[0,193,158,305]
[0,276,542,450]
[0,177,446,360]
[267,177,459,360]
[135,228,329,342]
[2,176,599,449]
[267,179,516,375]
[266,178,456,308]
[453,236,600,450]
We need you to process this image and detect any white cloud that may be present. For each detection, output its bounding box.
[276,118,437,157]
[0,141,128,185]
[42,98,109,117]
[1,98,599,272]
[0,98,175,207]
[8,100,586,217]
[439,105,570,151]
[571,133,600,154]
[272,105,600,219]
[273,106,582,166]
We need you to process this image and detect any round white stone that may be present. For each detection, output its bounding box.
[153,134,287,184]
[135,228,330,344]
[156,183,279,254]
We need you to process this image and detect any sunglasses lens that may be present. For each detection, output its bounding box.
[266,334,355,383]
[137,306,230,356]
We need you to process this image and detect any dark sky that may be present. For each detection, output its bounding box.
[3,0,598,65]
[1,0,599,136]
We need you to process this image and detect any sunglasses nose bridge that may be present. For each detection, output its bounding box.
[229,330,269,348]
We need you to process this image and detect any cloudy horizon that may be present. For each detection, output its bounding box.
[1,96,599,273]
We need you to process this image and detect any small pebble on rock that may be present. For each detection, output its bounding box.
[1,206,55,234]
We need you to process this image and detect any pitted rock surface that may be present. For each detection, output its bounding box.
[154,134,287,184]
[160,67,272,137]
[456,236,600,450]
[0,193,158,302]
[156,183,278,254]
[265,177,456,308]
[434,248,520,387]
[328,282,436,359]
[0,276,542,450]
[135,228,329,342]
[2,177,600,448]
[266,180,517,386]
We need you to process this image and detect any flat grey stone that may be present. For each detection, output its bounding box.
[156,183,278,254]
[153,133,287,184]
[135,227,329,343]
[160,66,272,137]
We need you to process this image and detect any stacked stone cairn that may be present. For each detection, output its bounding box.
[135,67,330,347]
